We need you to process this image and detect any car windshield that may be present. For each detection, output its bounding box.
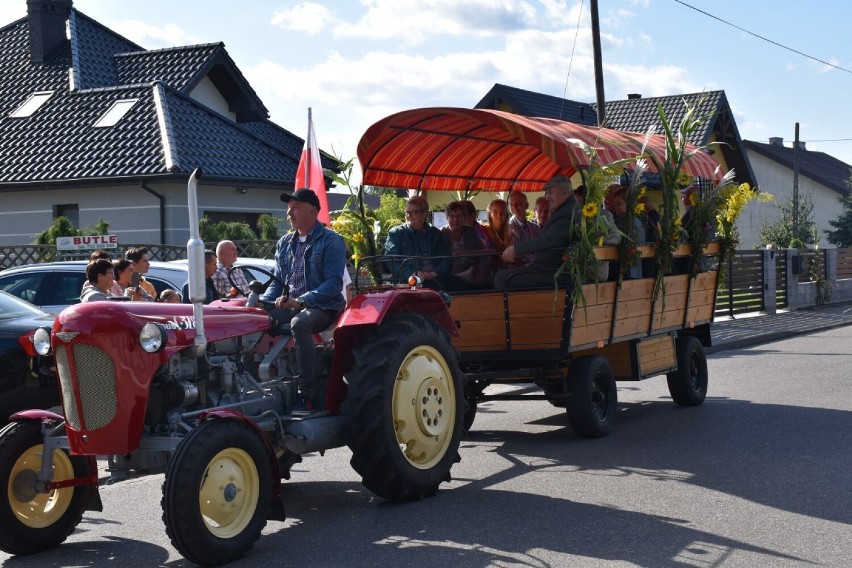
[0,290,47,320]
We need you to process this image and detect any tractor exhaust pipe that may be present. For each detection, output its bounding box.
[186,167,207,358]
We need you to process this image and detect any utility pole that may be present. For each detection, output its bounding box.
[590,0,606,127]
[793,122,800,241]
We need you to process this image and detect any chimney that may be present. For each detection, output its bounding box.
[768,137,784,146]
[794,141,806,150]
[27,0,73,65]
[627,93,642,100]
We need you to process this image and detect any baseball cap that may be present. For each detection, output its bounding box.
[280,188,321,210]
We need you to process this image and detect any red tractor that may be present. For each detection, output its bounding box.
[1,108,723,566]
[0,168,466,566]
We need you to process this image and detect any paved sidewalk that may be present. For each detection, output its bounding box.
[709,301,852,353]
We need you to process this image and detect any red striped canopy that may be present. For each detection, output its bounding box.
[357,107,723,192]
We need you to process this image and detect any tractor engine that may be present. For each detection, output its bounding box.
[144,330,288,432]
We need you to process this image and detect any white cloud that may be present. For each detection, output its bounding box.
[271,2,335,34]
[112,20,202,49]
[330,0,544,44]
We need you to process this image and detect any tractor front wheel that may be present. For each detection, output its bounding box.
[343,314,464,501]
[0,420,92,555]
[162,420,272,566]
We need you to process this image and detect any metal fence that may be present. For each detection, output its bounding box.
[715,249,765,318]
[837,248,852,280]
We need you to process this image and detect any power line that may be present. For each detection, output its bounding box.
[674,0,852,75]
[559,0,585,120]
[805,138,852,143]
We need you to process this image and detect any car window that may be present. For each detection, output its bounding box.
[0,272,46,304]
[46,272,87,306]
[0,290,46,319]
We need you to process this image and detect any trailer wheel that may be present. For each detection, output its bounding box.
[462,396,477,433]
[343,313,464,501]
[162,420,272,566]
[666,336,708,406]
[566,356,617,438]
[0,421,92,555]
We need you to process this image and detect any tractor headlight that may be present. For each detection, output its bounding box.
[32,327,52,355]
[139,323,167,353]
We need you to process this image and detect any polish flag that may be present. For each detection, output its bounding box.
[295,107,330,224]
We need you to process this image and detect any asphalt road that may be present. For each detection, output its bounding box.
[2,327,850,567]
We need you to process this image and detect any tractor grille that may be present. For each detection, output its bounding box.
[55,343,117,430]
[55,345,80,430]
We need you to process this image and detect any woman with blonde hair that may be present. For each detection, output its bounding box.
[483,199,512,253]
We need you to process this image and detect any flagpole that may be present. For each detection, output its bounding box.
[305,107,312,189]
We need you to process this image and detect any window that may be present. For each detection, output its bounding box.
[9,91,54,118]
[93,99,138,128]
[54,204,79,228]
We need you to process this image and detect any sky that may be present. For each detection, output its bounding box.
[3,0,851,187]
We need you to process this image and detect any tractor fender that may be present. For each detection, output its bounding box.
[9,409,64,423]
[326,288,459,414]
[196,409,284,516]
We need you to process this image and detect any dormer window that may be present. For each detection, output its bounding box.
[9,91,54,118]
[93,99,138,128]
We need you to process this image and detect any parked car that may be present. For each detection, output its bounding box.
[0,260,275,314]
[0,290,57,424]
[0,260,188,313]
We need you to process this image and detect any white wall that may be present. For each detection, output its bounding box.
[738,149,845,248]
[189,76,236,122]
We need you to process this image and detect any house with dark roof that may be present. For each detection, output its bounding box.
[0,0,336,247]
[475,83,757,188]
[740,138,851,247]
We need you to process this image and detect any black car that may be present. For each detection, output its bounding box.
[0,290,58,425]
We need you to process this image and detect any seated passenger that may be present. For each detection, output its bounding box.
[384,196,451,288]
[494,175,581,289]
[80,258,117,302]
[483,198,512,253]
[182,249,219,304]
[533,195,550,227]
[507,191,540,266]
[441,201,491,290]
[606,185,645,279]
[461,199,492,250]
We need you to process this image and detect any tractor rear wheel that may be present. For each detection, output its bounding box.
[566,356,617,438]
[162,420,272,566]
[0,420,92,555]
[343,314,464,501]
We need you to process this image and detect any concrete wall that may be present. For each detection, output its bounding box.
[0,181,288,247]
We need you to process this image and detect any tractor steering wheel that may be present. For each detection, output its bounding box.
[227,265,289,301]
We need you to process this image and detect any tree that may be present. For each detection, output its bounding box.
[758,192,816,248]
[256,213,282,240]
[199,217,258,242]
[374,192,407,236]
[825,175,852,247]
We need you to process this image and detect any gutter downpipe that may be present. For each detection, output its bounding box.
[140,180,166,245]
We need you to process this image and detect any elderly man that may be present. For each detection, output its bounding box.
[212,240,249,297]
[261,188,346,414]
[384,195,451,288]
[494,175,581,289]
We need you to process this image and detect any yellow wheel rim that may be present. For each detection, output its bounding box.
[198,447,259,538]
[8,444,75,529]
[392,345,457,470]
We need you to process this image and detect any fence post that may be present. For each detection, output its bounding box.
[762,248,776,315]
[786,248,799,311]
[825,247,837,282]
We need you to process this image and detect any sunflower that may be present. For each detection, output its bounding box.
[582,202,598,218]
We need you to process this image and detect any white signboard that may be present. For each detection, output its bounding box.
[56,235,118,251]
